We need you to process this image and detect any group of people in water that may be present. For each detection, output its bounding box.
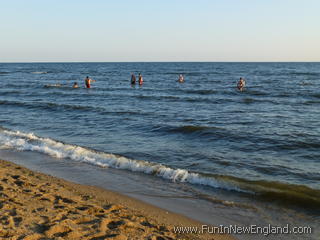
[130,73,144,85]
[130,73,184,85]
[63,75,246,91]
[72,76,96,88]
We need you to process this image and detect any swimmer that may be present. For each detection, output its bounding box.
[237,77,246,91]
[85,76,96,88]
[178,74,184,83]
[73,82,79,88]
[44,83,62,88]
[131,73,136,84]
[138,73,143,85]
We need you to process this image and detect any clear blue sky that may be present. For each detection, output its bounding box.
[1,0,319,62]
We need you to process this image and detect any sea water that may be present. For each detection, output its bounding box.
[0,62,319,239]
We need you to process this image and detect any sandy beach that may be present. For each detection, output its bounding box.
[0,159,233,240]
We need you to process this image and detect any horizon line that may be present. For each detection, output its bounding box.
[1,61,320,64]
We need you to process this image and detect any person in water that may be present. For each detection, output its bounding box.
[178,74,184,83]
[73,82,79,88]
[237,77,246,91]
[85,76,96,88]
[44,83,62,87]
[131,73,136,84]
[138,73,143,85]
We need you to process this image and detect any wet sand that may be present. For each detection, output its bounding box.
[0,159,234,240]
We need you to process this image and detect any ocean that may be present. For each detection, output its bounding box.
[0,62,319,239]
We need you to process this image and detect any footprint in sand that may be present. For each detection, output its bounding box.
[141,220,156,228]
[44,219,81,238]
[39,197,51,202]
[54,195,76,204]
[33,223,50,234]
[1,178,8,183]
[76,206,91,211]
[13,216,22,227]
[14,180,25,187]
[54,205,66,209]
[46,224,71,238]
[107,220,125,230]
[11,175,20,180]
[31,207,47,213]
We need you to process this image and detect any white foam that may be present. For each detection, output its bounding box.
[31,71,47,74]
[0,129,245,192]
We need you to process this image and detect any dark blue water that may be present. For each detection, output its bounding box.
[0,62,319,216]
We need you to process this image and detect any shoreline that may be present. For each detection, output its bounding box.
[0,159,234,240]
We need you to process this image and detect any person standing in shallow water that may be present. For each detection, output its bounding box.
[138,73,143,85]
[237,77,246,91]
[178,74,184,83]
[131,73,136,85]
[85,76,96,88]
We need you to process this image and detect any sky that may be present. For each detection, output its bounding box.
[0,0,319,62]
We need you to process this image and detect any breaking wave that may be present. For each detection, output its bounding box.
[0,128,242,192]
[0,127,319,210]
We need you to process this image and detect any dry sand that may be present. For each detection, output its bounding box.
[0,159,234,240]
